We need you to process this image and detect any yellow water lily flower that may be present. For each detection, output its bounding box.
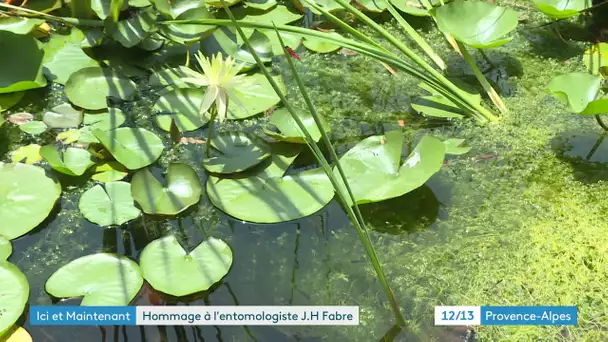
[182,51,247,123]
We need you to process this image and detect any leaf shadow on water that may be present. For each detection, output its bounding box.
[521,21,588,60]
[550,130,608,183]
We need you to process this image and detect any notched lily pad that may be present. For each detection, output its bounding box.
[131,163,202,215]
[43,103,84,129]
[546,72,601,114]
[139,234,233,296]
[111,7,158,48]
[0,236,11,261]
[11,144,42,164]
[18,121,48,135]
[0,262,29,336]
[264,107,331,143]
[79,181,141,226]
[443,138,471,155]
[153,88,209,132]
[0,31,47,94]
[40,145,95,176]
[533,0,588,18]
[203,132,271,174]
[91,162,129,182]
[93,127,165,170]
[45,253,143,306]
[65,67,138,110]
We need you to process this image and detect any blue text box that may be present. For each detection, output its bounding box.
[481,306,577,326]
[30,306,137,326]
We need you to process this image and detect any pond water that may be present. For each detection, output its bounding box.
[4,10,608,342]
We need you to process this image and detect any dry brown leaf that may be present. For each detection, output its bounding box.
[7,112,34,125]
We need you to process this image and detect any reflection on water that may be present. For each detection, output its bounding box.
[551,131,608,183]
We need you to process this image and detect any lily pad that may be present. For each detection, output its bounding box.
[203,132,271,174]
[153,88,209,132]
[264,107,330,143]
[130,0,151,6]
[443,138,471,155]
[0,236,11,261]
[390,0,429,16]
[149,66,201,88]
[356,0,387,12]
[43,103,83,128]
[45,253,143,306]
[65,67,138,110]
[18,121,48,135]
[40,145,95,176]
[131,163,202,215]
[0,262,29,336]
[579,98,608,116]
[411,95,466,118]
[111,7,158,48]
[11,144,42,164]
[299,0,343,13]
[0,17,45,35]
[56,130,81,144]
[42,28,100,85]
[0,163,61,239]
[244,0,277,10]
[0,31,47,94]
[91,162,129,182]
[7,112,33,125]
[303,33,342,53]
[200,27,273,67]
[219,5,303,24]
[546,72,601,113]
[160,6,217,44]
[583,43,608,77]
[533,0,588,18]
[227,73,284,119]
[79,181,141,226]
[0,92,25,112]
[137,33,165,51]
[334,131,445,205]
[3,326,32,342]
[139,234,233,296]
[91,0,129,19]
[432,1,518,48]
[83,108,126,131]
[93,127,165,170]
[152,0,207,18]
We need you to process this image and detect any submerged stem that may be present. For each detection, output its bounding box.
[595,115,608,131]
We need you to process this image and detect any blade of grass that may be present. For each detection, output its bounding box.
[272,23,407,325]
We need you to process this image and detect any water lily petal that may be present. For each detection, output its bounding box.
[199,86,219,118]
[216,90,228,123]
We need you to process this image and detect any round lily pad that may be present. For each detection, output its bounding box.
[264,107,331,143]
[3,326,32,342]
[11,144,42,164]
[334,131,445,205]
[111,7,157,48]
[303,33,342,53]
[91,162,128,182]
[153,88,209,132]
[432,1,518,48]
[93,127,165,170]
[65,67,138,110]
[533,0,588,18]
[40,145,95,176]
[207,151,334,223]
[0,17,44,35]
[42,27,99,85]
[546,72,602,114]
[79,182,141,227]
[0,92,25,112]
[0,261,29,336]
[42,103,83,129]
[83,108,126,131]
[18,121,48,135]
[203,132,271,174]
[0,31,47,94]
[0,163,61,240]
[139,234,233,296]
[131,163,202,215]
[0,236,11,260]
[45,253,143,306]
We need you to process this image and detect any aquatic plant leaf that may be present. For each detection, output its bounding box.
[130,0,151,7]
[91,0,129,19]
[56,130,81,144]
[18,121,48,135]
[0,92,24,112]
[0,236,11,261]
[0,17,44,35]
[264,107,331,143]
[45,253,143,306]
[149,66,200,88]
[40,145,95,176]
[131,163,202,215]
[91,162,129,182]
[219,5,303,24]
[303,32,342,53]
[42,27,100,85]
[0,31,47,94]
[137,33,165,51]
[160,6,217,44]
[65,67,138,110]
[227,73,284,119]
[244,0,277,10]
[579,98,608,116]
[300,0,342,13]
[546,72,601,113]
[151,0,206,18]
[79,182,141,226]
[7,112,33,125]
[93,127,165,170]
[411,95,466,118]
[203,132,271,174]
[83,108,126,131]
[3,326,32,342]
[24,0,62,13]
[201,28,272,67]
[0,262,29,336]
[139,234,233,296]
[334,131,445,205]
[432,1,518,48]
[250,29,301,56]
[443,138,471,155]
[111,7,157,48]
[206,0,241,7]
[42,103,83,129]
[389,0,429,16]
[11,144,42,164]
[355,0,388,12]
[583,43,608,78]
[153,89,209,132]
[532,0,588,19]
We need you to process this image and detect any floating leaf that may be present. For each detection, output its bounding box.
[111,7,157,48]
[43,103,83,128]
[334,131,445,205]
[219,5,303,24]
[0,17,45,35]
[0,92,25,112]
[24,0,63,13]
[203,132,271,174]
[546,72,601,113]
[264,107,330,143]
[443,138,471,155]
[83,108,126,131]
[56,129,82,144]
[583,43,608,77]
[153,89,209,132]
[42,28,100,85]
[152,0,207,18]
[355,0,387,12]
[65,67,138,110]
[432,1,518,48]
[79,181,141,226]
[0,236,11,261]
[131,163,202,215]
[303,33,342,53]
[532,0,588,18]
[244,0,277,10]
[4,326,32,342]
[149,66,200,88]
[0,262,29,336]
[93,127,165,169]
[579,98,608,116]
[7,112,33,125]
[18,121,48,135]
[206,0,241,7]
[411,95,466,118]
[91,162,129,182]
[200,28,273,67]
[0,31,47,94]
[91,0,129,19]
[45,253,143,306]
[81,29,105,49]
[139,234,233,296]
[137,33,165,51]
[160,6,217,44]
[390,0,429,16]
[130,0,151,7]
[11,144,42,164]
[227,73,284,119]
[40,145,95,176]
